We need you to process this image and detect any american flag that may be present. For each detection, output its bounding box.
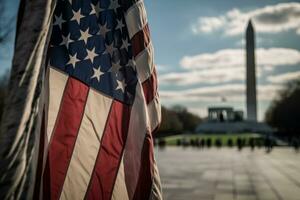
[0,0,162,199]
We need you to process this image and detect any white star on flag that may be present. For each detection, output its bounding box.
[90,1,104,17]
[98,22,110,37]
[79,28,92,44]
[53,14,66,29]
[60,33,73,48]
[110,60,122,74]
[121,38,130,51]
[116,79,127,92]
[71,9,84,24]
[91,67,104,82]
[85,47,98,63]
[115,19,124,30]
[104,42,116,57]
[67,53,80,68]
[126,59,136,71]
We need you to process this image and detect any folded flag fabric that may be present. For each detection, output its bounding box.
[0,0,162,199]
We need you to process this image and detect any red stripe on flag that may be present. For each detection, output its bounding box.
[86,101,131,200]
[132,132,154,200]
[43,77,89,200]
[142,68,157,104]
[131,24,151,57]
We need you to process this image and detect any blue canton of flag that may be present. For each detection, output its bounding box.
[49,0,137,105]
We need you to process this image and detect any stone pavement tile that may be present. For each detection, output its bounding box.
[165,193,210,200]
[234,174,249,182]
[157,148,300,200]
[202,170,219,181]
[214,193,234,200]
[253,182,272,190]
[163,188,198,200]
[192,190,215,199]
[235,183,253,193]
[218,175,233,183]
[256,191,278,200]
[258,164,300,199]
[236,194,257,200]
[236,189,255,196]
[274,185,300,200]
[251,175,264,182]
[216,183,233,192]
[268,158,300,187]
[193,189,215,195]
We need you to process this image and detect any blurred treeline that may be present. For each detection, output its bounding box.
[265,79,300,138]
[0,0,14,122]
[157,105,202,137]
[0,72,8,122]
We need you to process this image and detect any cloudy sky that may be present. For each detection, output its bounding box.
[1,0,300,121]
[144,0,300,121]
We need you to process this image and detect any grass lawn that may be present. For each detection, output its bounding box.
[163,133,263,146]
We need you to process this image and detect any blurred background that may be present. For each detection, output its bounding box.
[1,0,300,200]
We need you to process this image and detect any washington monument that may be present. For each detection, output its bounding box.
[246,20,257,122]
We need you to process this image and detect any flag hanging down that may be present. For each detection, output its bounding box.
[38,0,162,200]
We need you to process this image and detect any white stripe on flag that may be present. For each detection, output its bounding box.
[46,67,68,143]
[60,89,113,200]
[147,94,161,132]
[111,157,129,200]
[135,42,154,82]
[127,82,149,152]
[125,0,148,39]
[149,159,163,200]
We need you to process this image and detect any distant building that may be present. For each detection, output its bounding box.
[208,107,243,122]
[196,107,272,134]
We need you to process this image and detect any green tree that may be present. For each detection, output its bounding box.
[0,72,8,121]
[158,105,202,136]
[265,79,300,136]
[159,106,183,134]
[172,105,202,132]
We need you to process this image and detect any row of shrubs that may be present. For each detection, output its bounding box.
[155,137,276,149]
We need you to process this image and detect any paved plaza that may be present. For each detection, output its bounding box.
[156,147,300,200]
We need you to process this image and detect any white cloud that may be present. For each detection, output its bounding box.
[267,71,300,83]
[156,64,169,73]
[192,17,225,33]
[159,66,245,85]
[181,48,300,70]
[186,107,208,119]
[160,84,244,102]
[159,48,300,86]
[192,2,300,36]
[181,49,244,69]
[160,84,282,102]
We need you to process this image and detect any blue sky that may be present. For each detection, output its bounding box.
[0,0,19,75]
[144,0,300,120]
[1,0,300,121]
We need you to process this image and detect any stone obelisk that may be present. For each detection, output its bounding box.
[246,20,257,122]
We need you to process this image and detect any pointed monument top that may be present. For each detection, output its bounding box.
[248,19,252,25]
[247,19,254,31]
